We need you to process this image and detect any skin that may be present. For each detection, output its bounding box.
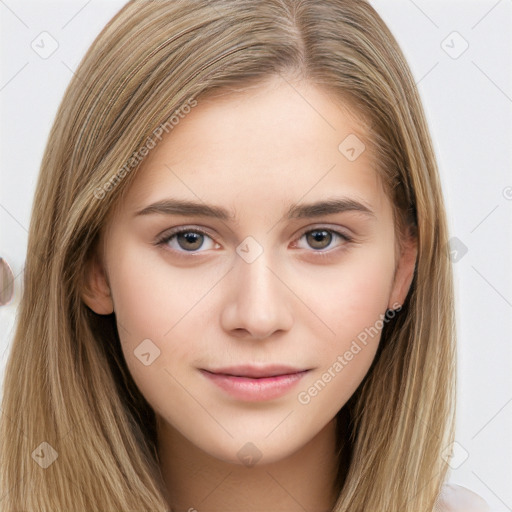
[82,75,417,512]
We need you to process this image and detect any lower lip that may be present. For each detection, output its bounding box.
[200,369,309,402]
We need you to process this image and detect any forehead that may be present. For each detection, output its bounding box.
[114,78,388,221]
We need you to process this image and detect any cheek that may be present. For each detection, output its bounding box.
[299,242,396,343]
[336,259,393,333]
[295,244,395,395]
[109,240,222,337]
[106,244,222,391]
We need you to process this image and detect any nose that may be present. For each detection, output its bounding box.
[219,250,293,340]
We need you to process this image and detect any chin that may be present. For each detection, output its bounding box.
[200,435,303,468]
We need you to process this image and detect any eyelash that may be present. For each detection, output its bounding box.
[154,225,353,259]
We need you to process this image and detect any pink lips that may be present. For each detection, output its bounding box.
[200,365,310,402]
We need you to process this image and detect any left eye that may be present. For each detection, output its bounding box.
[295,229,350,251]
[156,227,350,254]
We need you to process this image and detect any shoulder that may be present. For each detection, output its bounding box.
[436,483,491,512]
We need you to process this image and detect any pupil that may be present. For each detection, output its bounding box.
[175,231,332,251]
[178,232,203,251]
[308,230,332,249]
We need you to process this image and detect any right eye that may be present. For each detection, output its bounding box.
[155,227,220,254]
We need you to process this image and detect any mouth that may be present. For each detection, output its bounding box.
[199,365,311,401]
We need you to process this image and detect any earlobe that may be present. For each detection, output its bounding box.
[388,229,418,309]
[81,248,114,315]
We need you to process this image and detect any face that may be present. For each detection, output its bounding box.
[83,76,416,466]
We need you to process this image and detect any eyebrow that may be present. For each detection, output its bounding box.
[133,197,375,221]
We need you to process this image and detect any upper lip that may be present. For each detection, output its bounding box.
[202,365,309,378]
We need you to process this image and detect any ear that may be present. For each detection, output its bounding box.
[388,228,417,309]
[81,244,114,315]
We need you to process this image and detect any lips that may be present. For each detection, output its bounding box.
[202,364,308,378]
[199,365,311,401]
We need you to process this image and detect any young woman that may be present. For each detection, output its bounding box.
[0,1,490,510]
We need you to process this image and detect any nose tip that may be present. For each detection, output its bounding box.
[220,255,293,340]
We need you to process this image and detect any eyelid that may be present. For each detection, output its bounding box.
[294,223,352,241]
[154,223,353,255]
[154,225,218,254]
[290,225,352,257]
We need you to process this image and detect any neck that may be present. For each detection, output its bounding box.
[157,417,341,512]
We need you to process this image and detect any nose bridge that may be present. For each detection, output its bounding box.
[222,242,293,338]
[238,250,277,303]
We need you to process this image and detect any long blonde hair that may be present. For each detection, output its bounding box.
[0,1,455,510]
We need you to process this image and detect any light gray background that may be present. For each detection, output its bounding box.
[1,1,511,509]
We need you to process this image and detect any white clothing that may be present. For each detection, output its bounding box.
[437,484,491,511]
